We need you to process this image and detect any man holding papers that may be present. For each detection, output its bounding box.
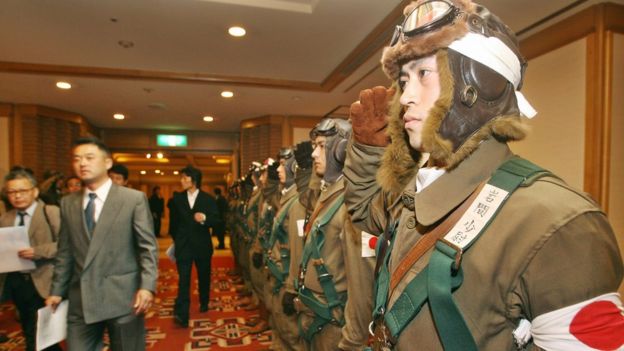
[0,167,62,351]
[46,137,158,351]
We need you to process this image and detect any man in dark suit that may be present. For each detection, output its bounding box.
[46,137,159,351]
[212,187,228,249]
[149,186,164,237]
[0,167,62,351]
[169,165,218,326]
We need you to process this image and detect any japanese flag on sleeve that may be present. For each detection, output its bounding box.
[514,293,624,350]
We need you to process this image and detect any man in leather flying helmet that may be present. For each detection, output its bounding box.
[344,1,623,350]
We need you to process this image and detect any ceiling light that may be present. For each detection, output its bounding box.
[146,153,152,159]
[140,170,147,175]
[113,113,125,120]
[228,26,246,37]
[221,91,234,98]
[215,159,230,164]
[155,170,161,174]
[203,116,214,122]
[56,81,72,90]
[173,171,179,175]
[156,152,164,159]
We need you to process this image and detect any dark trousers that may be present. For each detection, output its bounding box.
[153,214,162,237]
[67,282,145,351]
[174,256,212,321]
[67,312,145,351]
[213,221,226,248]
[4,273,63,351]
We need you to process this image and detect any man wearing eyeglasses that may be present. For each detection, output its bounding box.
[344,1,623,350]
[0,167,62,351]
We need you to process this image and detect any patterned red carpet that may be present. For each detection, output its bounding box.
[0,237,272,351]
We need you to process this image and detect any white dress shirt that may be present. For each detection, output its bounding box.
[416,167,446,193]
[83,178,113,222]
[187,189,199,209]
[14,201,38,229]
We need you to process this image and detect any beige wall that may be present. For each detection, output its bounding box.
[511,39,586,190]
[0,116,9,182]
[293,127,311,144]
[610,34,624,289]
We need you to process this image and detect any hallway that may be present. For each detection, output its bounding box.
[0,236,271,351]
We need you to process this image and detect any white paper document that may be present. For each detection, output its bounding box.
[0,226,36,273]
[166,244,176,263]
[36,300,68,351]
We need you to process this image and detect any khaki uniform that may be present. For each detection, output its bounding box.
[248,188,268,303]
[339,216,376,351]
[267,185,306,351]
[242,188,262,284]
[228,198,242,269]
[297,178,348,351]
[344,138,623,350]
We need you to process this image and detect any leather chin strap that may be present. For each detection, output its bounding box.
[323,134,347,184]
[439,49,520,152]
[284,157,296,188]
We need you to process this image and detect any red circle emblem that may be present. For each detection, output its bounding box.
[368,236,378,250]
[569,300,624,350]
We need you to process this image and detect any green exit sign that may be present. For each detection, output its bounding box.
[157,134,188,147]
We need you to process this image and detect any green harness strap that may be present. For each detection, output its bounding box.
[376,157,550,350]
[297,193,346,342]
[266,195,299,294]
[242,198,259,242]
[258,205,276,251]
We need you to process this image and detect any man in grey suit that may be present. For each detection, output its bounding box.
[46,137,159,351]
[0,167,62,351]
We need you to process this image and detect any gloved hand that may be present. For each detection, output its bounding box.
[282,291,297,316]
[267,160,279,181]
[294,141,313,170]
[252,252,264,269]
[349,86,395,147]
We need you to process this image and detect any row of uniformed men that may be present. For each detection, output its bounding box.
[226,118,370,351]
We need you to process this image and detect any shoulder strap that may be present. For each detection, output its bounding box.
[428,156,550,351]
[378,157,551,350]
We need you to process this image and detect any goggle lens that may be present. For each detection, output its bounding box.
[389,1,459,46]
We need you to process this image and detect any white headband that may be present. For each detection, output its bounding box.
[448,32,537,118]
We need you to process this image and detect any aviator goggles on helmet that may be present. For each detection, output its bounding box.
[390,0,462,46]
[312,118,339,138]
[278,147,294,160]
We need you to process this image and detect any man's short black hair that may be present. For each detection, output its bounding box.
[152,186,160,194]
[109,164,129,180]
[214,187,222,196]
[73,136,112,157]
[180,165,202,188]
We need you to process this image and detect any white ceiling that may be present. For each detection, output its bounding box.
[0,0,617,133]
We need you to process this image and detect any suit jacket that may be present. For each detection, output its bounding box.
[149,195,164,216]
[0,199,60,298]
[50,184,159,324]
[215,195,228,222]
[169,190,218,260]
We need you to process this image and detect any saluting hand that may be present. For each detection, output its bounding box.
[133,289,154,315]
[350,86,395,147]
